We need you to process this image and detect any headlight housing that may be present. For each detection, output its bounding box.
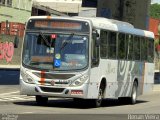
[70,75,88,87]
[21,70,35,84]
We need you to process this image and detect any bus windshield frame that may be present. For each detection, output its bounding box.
[22,19,90,71]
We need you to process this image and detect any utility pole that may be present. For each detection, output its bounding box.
[119,0,124,21]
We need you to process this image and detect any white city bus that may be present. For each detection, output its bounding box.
[20,16,154,107]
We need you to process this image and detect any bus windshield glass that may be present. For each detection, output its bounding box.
[22,32,89,71]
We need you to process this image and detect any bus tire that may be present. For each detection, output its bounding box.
[36,95,48,105]
[92,84,105,108]
[129,81,138,104]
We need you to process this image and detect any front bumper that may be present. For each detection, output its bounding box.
[20,78,88,99]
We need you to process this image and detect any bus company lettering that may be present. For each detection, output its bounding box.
[0,42,14,62]
[106,63,116,74]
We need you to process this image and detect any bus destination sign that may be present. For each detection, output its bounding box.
[34,21,82,30]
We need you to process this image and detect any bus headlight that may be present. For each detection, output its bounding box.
[21,71,35,84]
[70,75,88,87]
[24,75,35,84]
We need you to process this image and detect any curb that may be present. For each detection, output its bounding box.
[0,65,20,70]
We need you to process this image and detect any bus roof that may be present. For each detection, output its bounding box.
[75,17,154,39]
[28,16,154,39]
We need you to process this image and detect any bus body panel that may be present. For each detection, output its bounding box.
[20,16,154,103]
[143,63,154,94]
[99,59,118,98]
[88,60,155,99]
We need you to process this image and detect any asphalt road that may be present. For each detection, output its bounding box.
[0,85,160,120]
[0,69,159,120]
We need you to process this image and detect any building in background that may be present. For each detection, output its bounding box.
[97,0,151,30]
[149,18,160,39]
[0,0,33,67]
[31,1,67,16]
[32,0,97,17]
[82,0,97,7]
[0,0,32,23]
[149,17,160,71]
[0,0,32,37]
[32,0,82,16]
[80,0,97,17]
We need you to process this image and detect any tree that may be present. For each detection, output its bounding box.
[150,3,160,19]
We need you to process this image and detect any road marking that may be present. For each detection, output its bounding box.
[0,91,19,96]
[0,93,35,102]
[153,90,160,92]
[23,112,35,114]
[0,96,34,102]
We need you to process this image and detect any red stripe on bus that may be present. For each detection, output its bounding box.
[40,71,45,85]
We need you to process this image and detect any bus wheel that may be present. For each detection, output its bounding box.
[36,95,48,105]
[129,81,138,104]
[92,87,104,107]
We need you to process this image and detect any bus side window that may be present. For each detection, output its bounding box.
[148,39,154,63]
[141,37,148,61]
[127,35,133,60]
[100,30,108,58]
[108,32,117,59]
[118,33,126,59]
[92,30,100,66]
[133,36,140,61]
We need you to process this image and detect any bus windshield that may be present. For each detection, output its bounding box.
[22,32,89,71]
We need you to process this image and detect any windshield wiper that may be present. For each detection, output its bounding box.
[38,32,51,47]
[60,33,74,51]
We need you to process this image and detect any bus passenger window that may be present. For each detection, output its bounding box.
[118,33,126,59]
[148,39,154,63]
[100,30,108,58]
[108,32,117,59]
[92,30,100,66]
[127,35,134,60]
[141,37,148,61]
[133,36,140,60]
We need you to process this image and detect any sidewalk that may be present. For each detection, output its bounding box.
[0,65,20,70]
[153,84,160,91]
[0,85,19,94]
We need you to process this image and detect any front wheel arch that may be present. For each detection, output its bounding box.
[92,78,107,107]
[100,78,107,94]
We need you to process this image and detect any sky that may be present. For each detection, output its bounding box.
[151,0,160,4]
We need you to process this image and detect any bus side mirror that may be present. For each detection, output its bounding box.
[14,35,19,48]
[92,30,100,47]
[95,37,100,47]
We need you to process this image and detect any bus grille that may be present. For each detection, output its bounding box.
[40,87,65,93]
